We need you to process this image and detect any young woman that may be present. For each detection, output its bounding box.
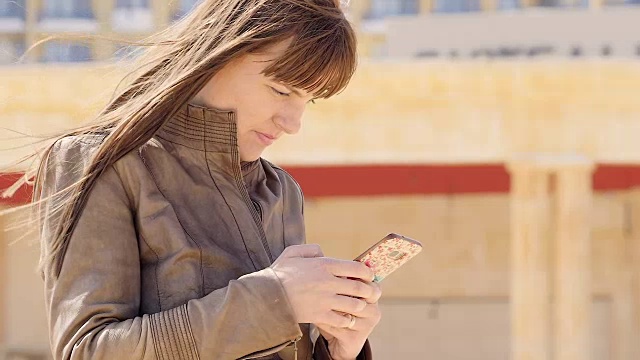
[32,0,382,359]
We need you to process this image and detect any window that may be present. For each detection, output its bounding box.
[498,0,520,9]
[0,0,25,18]
[43,41,92,62]
[538,0,588,7]
[112,0,153,32]
[115,0,149,9]
[434,0,481,12]
[604,0,640,5]
[176,0,201,18]
[366,0,419,19]
[43,0,93,18]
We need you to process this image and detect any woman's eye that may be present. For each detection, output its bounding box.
[271,87,290,97]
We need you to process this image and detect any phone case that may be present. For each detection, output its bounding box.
[354,233,423,283]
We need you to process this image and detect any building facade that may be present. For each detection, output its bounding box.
[2,0,640,64]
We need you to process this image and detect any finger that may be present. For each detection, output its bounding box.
[281,244,324,259]
[325,259,375,282]
[362,282,382,304]
[315,322,342,339]
[330,295,368,315]
[317,310,354,329]
[352,303,382,323]
[332,277,378,300]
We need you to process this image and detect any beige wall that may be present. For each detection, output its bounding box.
[307,192,632,299]
[0,191,635,359]
[1,62,640,358]
[1,62,640,168]
[0,213,5,352]
[1,209,50,359]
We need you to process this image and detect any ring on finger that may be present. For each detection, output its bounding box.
[346,314,357,330]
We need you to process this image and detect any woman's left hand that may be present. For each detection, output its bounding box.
[315,282,382,360]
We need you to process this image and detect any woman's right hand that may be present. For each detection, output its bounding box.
[270,244,380,327]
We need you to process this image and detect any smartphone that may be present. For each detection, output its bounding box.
[354,233,423,283]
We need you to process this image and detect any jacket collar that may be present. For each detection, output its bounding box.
[156,102,260,177]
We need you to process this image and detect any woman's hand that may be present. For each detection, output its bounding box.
[270,244,382,360]
[315,281,382,360]
[270,245,379,327]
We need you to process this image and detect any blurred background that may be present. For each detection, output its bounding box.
[1,0,640,359]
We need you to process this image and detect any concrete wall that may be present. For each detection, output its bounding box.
[0,191,635,359]
[1,209,49,358]
[1,62,640,359]
[2,62,640,167]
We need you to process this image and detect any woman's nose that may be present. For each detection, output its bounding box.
[273,108,303,135]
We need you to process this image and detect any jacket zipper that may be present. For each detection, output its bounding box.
[251,199,263,222]
[240,336,302,360]
[228,113,274,264]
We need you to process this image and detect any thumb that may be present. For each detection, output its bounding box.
[281,244,324,259]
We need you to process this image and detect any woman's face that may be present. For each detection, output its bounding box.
[192,41,315,162]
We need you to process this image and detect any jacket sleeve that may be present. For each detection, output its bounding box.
[41,141,302,360]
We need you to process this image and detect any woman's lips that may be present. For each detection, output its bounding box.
[256,131,276,146]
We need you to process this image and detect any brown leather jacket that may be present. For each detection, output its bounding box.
[40,104,372,360]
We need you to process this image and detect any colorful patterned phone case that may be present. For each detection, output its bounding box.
[354,233,423,283]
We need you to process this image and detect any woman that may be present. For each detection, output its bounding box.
[32,0,382,359]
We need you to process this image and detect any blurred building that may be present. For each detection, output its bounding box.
[0,0,198,64]
[349,0,640,58]
[2,1,640,360]
[2,0,640,64]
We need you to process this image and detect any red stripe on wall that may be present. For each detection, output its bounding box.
[284,165,511,197]
[1,164,640,205]
[0,173,32,206]
[593,165,640,191]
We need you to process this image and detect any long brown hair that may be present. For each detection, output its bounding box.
[19,0,357,278]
